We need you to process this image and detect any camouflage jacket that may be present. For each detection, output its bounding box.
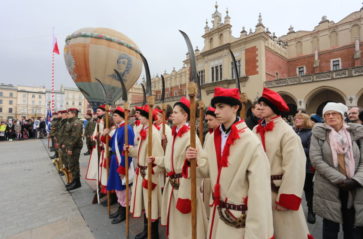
[49,118,60,137]
[64,117,83,150]
[56,119,69,146]
[84,119,96,137]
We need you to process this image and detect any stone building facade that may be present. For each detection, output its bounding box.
[130,3,363,115]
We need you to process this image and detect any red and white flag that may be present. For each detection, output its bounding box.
[53,37,60,55]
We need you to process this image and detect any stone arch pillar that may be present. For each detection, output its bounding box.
[305,87,346,115]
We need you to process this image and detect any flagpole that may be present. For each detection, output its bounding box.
[51,51,55,113]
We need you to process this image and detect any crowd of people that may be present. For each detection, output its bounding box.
[7,86,362,239]
[0,117,47,141]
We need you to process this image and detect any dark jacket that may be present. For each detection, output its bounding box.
[295,128,313,174]
[246,114,260,130]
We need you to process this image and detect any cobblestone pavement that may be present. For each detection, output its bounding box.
[0,139,343,239]
[0,139,94,239]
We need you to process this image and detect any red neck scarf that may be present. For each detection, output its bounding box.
[172,124,189,138]
[256,116,280,151]
[135,120,140,126]
[213,120,246,206]
[208,128,214,134]
[139,126,148,141]
[154,122,161,131]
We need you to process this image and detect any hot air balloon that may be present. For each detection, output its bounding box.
[64,27,143,109]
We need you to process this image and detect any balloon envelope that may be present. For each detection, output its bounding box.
[64,27,142,109]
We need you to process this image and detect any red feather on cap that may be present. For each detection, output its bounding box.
[261,88,289,112]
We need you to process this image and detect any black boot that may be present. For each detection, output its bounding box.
[111,206,126,224]
[135,215,148,239]
[307,209,316,224]
[67,178,81,191]
[102,193,118,207]
[109,205,121,219]
[50,154,58,159]
[151,219,159,239]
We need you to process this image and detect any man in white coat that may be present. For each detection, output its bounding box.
[254,88,313,239]
[187,87,274,239]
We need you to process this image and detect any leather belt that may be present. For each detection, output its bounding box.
[219,200,247,212]
[167,172,182,190]
[216,200,247,228]
[137,163,155,178]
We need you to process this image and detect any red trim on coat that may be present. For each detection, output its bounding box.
[276,193,302,211]
[117,165,126,175]
[212,120,245,206]
[208,205,218,239]
[182,159,190,178]
[307,234,314,239]
[100,135,110,144]
[256,116,280,151]
[100,185,107,194]
[176,198,192,214]
[142,179,157,190]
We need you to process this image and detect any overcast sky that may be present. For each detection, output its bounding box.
[0,0,360,89]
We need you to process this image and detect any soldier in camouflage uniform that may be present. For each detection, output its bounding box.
[55,110,69,175]
[63,108,83,191]
[84,111,96,156]
[49,112,60,159]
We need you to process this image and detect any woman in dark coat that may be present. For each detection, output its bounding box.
[294,112,315,224]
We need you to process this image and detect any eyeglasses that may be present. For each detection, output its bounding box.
[324,112,340,117]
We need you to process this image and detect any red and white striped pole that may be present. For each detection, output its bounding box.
[51,51,55,113]
[51,28,59,113]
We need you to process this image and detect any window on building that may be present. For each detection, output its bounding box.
[9,92,13,97]
[215,66,219,81]
[8,108,13,113]
[296,66,306,76]
[32,100,35,105]
[0,107,2,112]
[23,94,26,98]
[32,94,35,98]
[66,102,69,105]
[211,67,215,82]
[331,58,341,71]
[79,102,82,106]
[219,65,223,81]
[0,99,2,104]
[72,102,75,106]
[0,92,2,97]
[9,100,13,105]
[231,60,241,79]
[198,70,205,85]
[38,95,41,99]
[211,65,223,82]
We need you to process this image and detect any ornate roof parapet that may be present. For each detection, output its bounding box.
[240,26,247,37]
[212,2,222,28]
[224,9,231,24]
